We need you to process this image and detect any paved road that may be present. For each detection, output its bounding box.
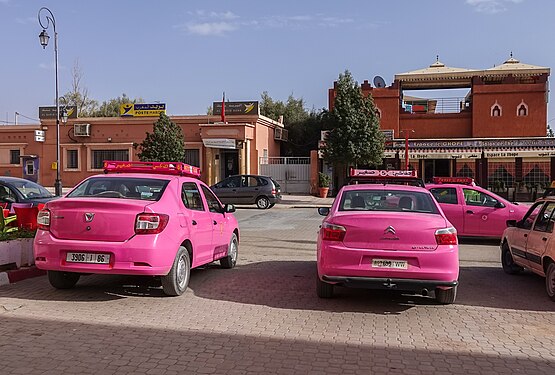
[1,208,554,374]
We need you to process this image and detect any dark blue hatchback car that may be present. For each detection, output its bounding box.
[0,177,58,207]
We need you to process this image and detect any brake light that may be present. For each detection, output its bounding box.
[321,222,346,241]
[37,209,51,231]
[271,189,277,195]
[135,213,169,234]
[435,227,457,245]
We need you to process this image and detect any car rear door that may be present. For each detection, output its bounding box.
[238,176,261,204]
[525,202,555,274]
[201,185,229,261]
[507,202,544,269]
[462,187,507,237]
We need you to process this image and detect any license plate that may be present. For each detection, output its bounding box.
[372,259,408,269]
[66,252,110,264]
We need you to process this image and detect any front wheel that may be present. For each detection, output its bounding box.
[546,263,555,302]
[220,233,238,269]
[48,271,80,289]
[162,246,191,296]
[501,242,523,274]
[256,196,270,209]
[435,286,457,304]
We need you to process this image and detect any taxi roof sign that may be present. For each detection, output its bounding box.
[431,176,475,185]
[348,168,424,187]
[103,161,201,178]
[349,168,418,178]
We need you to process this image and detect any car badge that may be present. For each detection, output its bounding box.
[384,226,396,235]
[84,213,95,222]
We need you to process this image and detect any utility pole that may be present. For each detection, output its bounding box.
[400,129,415,171]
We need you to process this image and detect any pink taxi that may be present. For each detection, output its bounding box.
[426,177,529,238]
[317,171,459,304]
[34,161,239,296]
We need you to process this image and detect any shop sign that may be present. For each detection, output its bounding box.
[213,101,259,116]
[120,103,166,117]
[202,138,236,149]
[39,105,77,120]
[392,138,555,149]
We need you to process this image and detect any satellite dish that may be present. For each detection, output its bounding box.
[373,76,386,88]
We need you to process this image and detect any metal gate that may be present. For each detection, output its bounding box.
[259,157,311,194]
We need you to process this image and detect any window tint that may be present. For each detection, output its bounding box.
[182,182,204,211]
[463,188,499,207]
[202,186,223,213]
[430,188,458,204]
[245,176,258,187]
[521,202,543,230]
[533,202,555,233]
[0,185,17,201]
[67,177,168,201]
[221,176,241,188]
[339,189,439,214]
[7,180,52,199]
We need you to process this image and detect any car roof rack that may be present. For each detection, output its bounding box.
[103,161,201,178]
[431,176,476,186]
[348,168,425,187]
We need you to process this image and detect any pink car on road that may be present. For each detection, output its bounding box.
[317,182,459,304]
[34,161,239,296]
[427,177,529,238]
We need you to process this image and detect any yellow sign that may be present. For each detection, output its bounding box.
[120,103,166,117]
[51,162,57,170]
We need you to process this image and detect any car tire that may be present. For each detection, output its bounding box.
[546,262,555,302]
[256,196,270,209]
[161,246,190,296]
[435,286,457,304]
[501,242,523,275]
[316,277,334,298]
[48,271,80,289]
[220,233,238,269]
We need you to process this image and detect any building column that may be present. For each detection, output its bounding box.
[205,147,214,185]
[239,142,246,175]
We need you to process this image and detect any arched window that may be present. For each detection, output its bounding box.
[517,101,528,116]
[491,102,502,117]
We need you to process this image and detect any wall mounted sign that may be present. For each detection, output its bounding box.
[39,105,77,120]
[202,138,236,149]
[120,103,166,117]
[213,101,259,116]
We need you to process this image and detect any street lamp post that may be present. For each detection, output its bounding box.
[38,7,62,196]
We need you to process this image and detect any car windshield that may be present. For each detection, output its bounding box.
[11,180,54,199]
[339,189,439,214]
[67,177,169,201]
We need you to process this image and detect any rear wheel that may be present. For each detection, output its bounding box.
[316,277,334,298]
[435,286,457,304]
[501,242,523,274]
[162,246,190,296]
[48,271,80,289]
[256,196,270,209]
[220,233,238,269]
[546,262,555,302]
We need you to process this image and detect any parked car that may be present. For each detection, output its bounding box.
[0,176,57,207]
[501,196,555,301]
[34,161,240,296]
[317,175,459,304]
[426,177,529,238]
[211,174,281,209]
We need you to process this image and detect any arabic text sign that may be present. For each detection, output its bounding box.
[120,103,166,117]
[350,169,418,178]
[39,105,77,120]
[213,101,259,116]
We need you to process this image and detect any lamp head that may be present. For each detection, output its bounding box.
[39,29,50,48]
[60,108,68,124]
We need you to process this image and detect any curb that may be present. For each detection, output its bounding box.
[0,266,46,286]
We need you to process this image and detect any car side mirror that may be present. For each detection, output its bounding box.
[506,219,517,227]
[318,207,330,216]
[494,202,505,209]
[224,204,236,213]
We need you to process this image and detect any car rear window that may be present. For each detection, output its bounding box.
[67,177,169,201]
[339,189,439,214]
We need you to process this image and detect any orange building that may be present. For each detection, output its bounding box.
[0,102,285,188]
[328,55,552,199]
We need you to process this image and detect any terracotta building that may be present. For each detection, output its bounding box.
[0,103,285,188]
[328,55,552,199]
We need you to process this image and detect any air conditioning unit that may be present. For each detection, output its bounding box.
[274,127,289,141]
[74,123,91,137]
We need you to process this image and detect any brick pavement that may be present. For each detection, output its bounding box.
[0,208,554,374]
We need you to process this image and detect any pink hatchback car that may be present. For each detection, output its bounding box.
[317,181,459,304]
[34,161,239,296]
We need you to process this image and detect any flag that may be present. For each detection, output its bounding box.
[221,92,226,123]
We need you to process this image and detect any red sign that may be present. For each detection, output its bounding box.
[432,177,474,185]
[103,161,201,178]
[350,168,418,178]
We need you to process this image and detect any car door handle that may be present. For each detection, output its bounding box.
[466,210,474,214]
[543,237,548,241]
[192,220,197,226]
[524,234,528,237]
[213,220,217,225]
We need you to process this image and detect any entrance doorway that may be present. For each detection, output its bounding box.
[424,159,450,182]
[221,150,239,178]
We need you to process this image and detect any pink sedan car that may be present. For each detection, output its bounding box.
[34,161,239,296]
[427,177,529,238]
[317,182,459,304]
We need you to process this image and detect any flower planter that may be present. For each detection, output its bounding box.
[0,238,34,269]
[318,187,329,198]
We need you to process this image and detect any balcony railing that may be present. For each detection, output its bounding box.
[403,97,470,114]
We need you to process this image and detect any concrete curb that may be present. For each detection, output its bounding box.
[0,266,46,286]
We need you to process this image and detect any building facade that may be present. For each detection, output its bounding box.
[328,55,552,200]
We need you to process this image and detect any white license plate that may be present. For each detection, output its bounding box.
[372,259,408,269]
[66,252,110,264]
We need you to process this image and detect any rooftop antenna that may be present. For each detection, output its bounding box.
[373,76,386,88]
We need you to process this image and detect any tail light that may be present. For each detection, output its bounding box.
[135,213,169,234]
[271,189,277,195]
[435,227,457,245]
[321,222,346,241]
[37,209,51,231]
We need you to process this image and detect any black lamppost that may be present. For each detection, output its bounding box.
[38,7,62,196]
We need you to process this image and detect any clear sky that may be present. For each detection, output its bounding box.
[1,0,555,128]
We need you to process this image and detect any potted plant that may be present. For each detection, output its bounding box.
[318,172,330,198]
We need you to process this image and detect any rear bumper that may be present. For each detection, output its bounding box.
[321,275,458,292]
[269,194,282,204]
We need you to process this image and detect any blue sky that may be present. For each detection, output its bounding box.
[1,0,555,128]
